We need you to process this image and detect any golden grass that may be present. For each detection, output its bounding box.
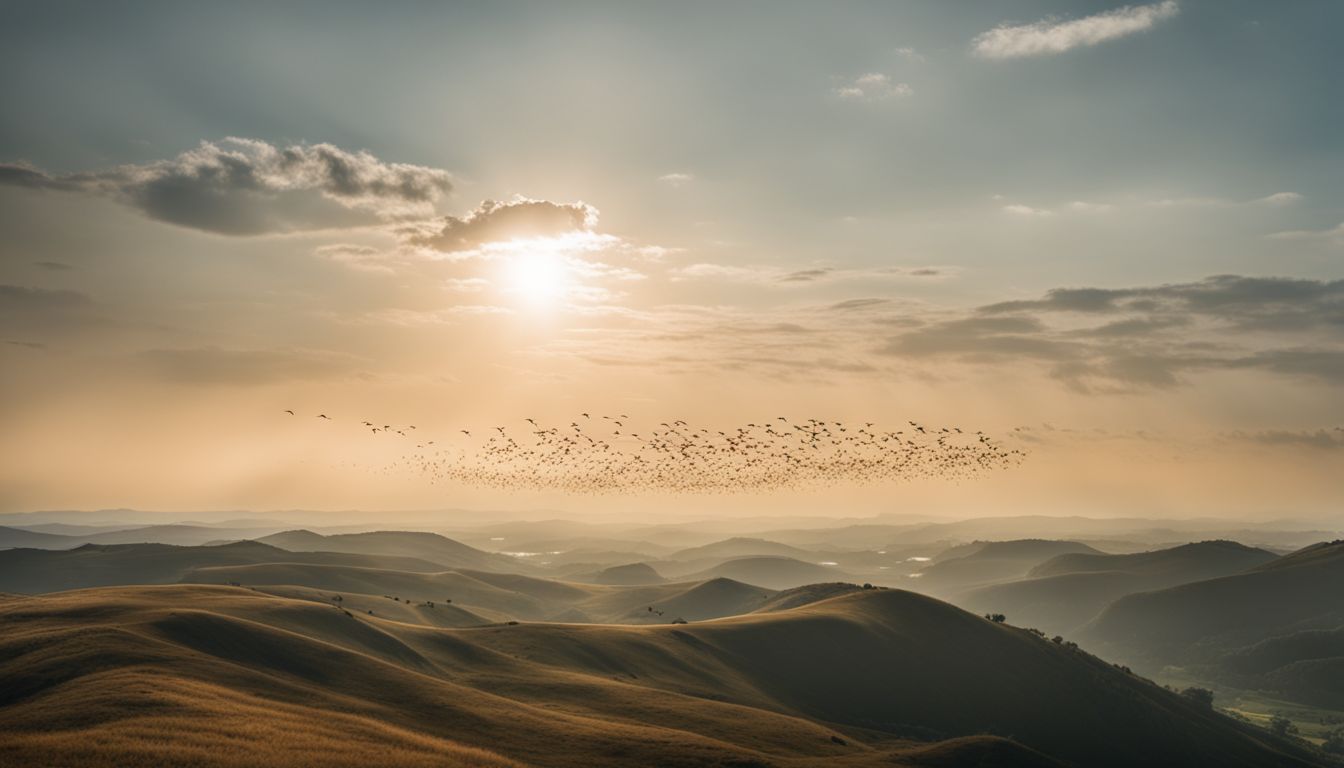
[0,584,1320,768]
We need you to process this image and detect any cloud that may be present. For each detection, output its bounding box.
[139,346,367,386]
[1002,204,1055,217]
[997,191,1291,217]
[780,268,832,283]
[0,138,452,235]
[313,244,397,274]
[1269,222,1344,245]
[834,73,912,101]
[0,285,95,334]
[829,298,892,312]
[0,284,90,311]
[980,274,1344,332]
[871,275,1344,391]
[33,260,72,271]
[1226,428,1344,450]
[1149,191,1302,208]
[973,1,1179,59]
[410,196,598,253]
[672,263,951,284]
[657,172,694,187]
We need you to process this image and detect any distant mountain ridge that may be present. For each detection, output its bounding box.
[255,529,526,572]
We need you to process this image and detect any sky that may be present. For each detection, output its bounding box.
[1,0,1342,520]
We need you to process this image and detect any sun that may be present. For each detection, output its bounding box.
[501,248,571,305]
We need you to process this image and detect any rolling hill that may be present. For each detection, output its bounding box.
[666,536,815,562]
[180,560,801,625]
[958,541,1278,635]
[255,529,526,572]
[678,556,855,590]
[575,562,665,585]
[0,541,446,594]
[0,524,291,549]
[910,540,1103,595]
[0,585,1319,767]
[1079,540,1344,669]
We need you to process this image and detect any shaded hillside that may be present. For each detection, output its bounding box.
[959,541,1278,635]
[911,540,1102,595]
[0,524,288,549]
[680,556,853,589]
[0,585,1074,768]
[1028,541,1276,579]
[576,562,665,585]
[0,585,1317,768]
[256,530,525,572]
[1219,628,1344,709]
[0,526,79,550]
[0,541,445,594]
[667,537,814,562]
[1080,540,1344,667]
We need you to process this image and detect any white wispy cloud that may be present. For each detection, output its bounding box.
[834,73,912,101]
[1149,191,1303,208]
[1002,204,1055,217]
[658,172,694,187]
[1268,222,1344,245]
[973,1,1179,60]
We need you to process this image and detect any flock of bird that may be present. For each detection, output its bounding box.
[287,411,1025,494]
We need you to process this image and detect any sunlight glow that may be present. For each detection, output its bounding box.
[502,249,571,305]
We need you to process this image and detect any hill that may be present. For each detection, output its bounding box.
[0,585,1319,768]
[0,525,81,550]
[911,540,1103,595]
[679,556,853,590]
[667,536,814,561]
[0,541,445,594]
[579,562,665,585]
[0,524,290,549]
[1028,540,1277,579]
[1079,540,1344,669]
[181,561,789,625]
[255,529,526,572]
[959,541,1278,635]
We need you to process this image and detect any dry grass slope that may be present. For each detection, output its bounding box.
[0,585,1322,768]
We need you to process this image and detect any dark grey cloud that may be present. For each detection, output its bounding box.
[139,346,366,386]
[982,275,1344,332]
[412,197,597,253]
[32,260,72,271]
[1229,348,1344,384]
[879,275,1344,392]
[0,138,452,236]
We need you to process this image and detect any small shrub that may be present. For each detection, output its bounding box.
[1180,687,1214,709]
[1268,715,1297,737]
